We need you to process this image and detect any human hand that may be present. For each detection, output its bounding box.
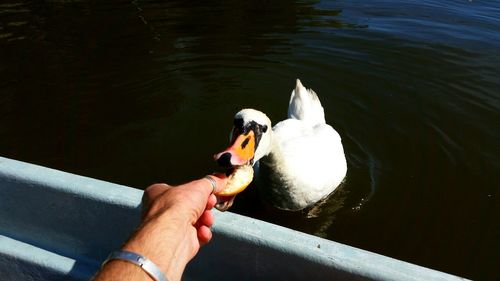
[122,175,227,281]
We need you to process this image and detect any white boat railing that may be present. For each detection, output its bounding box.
[0,157,466,280]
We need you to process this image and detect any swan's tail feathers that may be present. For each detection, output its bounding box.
[288,79,326,125]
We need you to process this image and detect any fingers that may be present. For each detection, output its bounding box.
[199,210,214,227]
[143,175,223,225]
[206,194,217,210]
[194,210,214,229]
[209,173,228,194]
[187,174,228,197]
[197,225,212,245]
[195,211,214,245]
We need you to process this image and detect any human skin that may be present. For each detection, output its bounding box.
[92,175,227,281]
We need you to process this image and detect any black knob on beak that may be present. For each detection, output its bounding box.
[216,152,232,167]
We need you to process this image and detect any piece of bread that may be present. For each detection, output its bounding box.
[216,165,254,196]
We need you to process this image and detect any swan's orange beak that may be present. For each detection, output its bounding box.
[214,130,255,167]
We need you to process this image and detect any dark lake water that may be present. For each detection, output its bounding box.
[1,0,499,279]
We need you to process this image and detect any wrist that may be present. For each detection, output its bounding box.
[101,251,167,281]
[94,259,155,281]
[123,211,191,281]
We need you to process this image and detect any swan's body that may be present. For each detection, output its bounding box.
[216,79,347,211]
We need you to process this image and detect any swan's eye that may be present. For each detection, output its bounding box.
[233,118,244,130]
[262,125,268,133]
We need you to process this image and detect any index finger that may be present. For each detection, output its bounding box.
[184,174,228,197]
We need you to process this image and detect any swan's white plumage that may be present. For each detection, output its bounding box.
[271,119,346,209]
[235,79,347,210]
[288,79,326,126]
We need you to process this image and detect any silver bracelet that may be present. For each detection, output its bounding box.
[102,250,168,281]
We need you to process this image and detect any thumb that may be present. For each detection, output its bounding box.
[209,173,228,194]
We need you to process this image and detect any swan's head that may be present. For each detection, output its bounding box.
[214,109,272,167]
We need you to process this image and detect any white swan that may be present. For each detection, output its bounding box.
[215,79,347,211]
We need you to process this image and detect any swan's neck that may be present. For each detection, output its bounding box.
[270,132,283,159]
[259,130,283,165]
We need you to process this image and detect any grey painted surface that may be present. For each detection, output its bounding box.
[0,157,466,280]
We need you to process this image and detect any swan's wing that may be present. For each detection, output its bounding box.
[287,79,326,126]
[273,120,347,192]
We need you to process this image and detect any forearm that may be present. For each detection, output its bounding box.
[94,210,192,281]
